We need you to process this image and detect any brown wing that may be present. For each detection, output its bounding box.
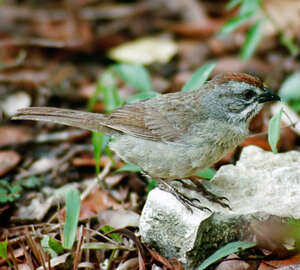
[105,90,204,142]
[106,101,183,142]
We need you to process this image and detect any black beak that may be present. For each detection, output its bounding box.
[258,87,280,103]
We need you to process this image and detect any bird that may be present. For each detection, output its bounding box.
[13,72,280,211]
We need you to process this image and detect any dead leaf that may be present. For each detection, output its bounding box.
[259,253,300,269]
[0,151,21,177]
[215,254,252,270]
[147,247,173,269]
[168,258,184,270]
[79,187,121,218]
[0,125,32,147]
[97,210,140,228]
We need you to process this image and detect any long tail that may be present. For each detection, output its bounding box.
[12,107,112,134]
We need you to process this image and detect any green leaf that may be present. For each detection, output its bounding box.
[0,239,12,267]
[239,0,261,15]
[86,83,102,112]
[0,181,22,204]
[98,70,122,113]
[280,33,299,56]
[101,225,121,242]
[241,19,264,60]
[48,237,64,254]
[181,61,217,92]
[219,12,254,35]
[41,235,64,258]
[196,241,256,270]
[22,176,41,188]
[92,132,110,176]
[196,168,216,180]
[146,179,158,194]
[127,91,158,103]
[278,73,300,103]
[113,63,153,93]
[226,0,243,10]
[115,163,141,173]
[0,239,8,259]
[268,108,283,154]
[290,100,300,112]
[63,189,81,249]
[41,236,57,258]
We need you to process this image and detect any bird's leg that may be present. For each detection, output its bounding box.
[186,176,231,209]
[156,178,211,213]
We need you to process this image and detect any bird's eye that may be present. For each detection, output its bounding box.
[243,89,256,100]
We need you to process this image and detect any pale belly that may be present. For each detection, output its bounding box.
[109,134,243,180]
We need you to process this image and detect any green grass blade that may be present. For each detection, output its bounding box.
[280,33,299,56]
[113,63,153,93]
[90,69,121,176]
[196,168,216,180]
[219,12,254,35]
[127,91,157,103]
[196,241,256,270]
[0,239,8,260]
[92,132,109,176]
[268,108,283,154]
[239,0,261,15]
[241,19,264,60]
[99,70,122,113]
[181,61,216,92]
[279,73,300,102]
[0,239,12,267]
[63,189,81,249]
[226,0,243,10]
[115,163,141,173]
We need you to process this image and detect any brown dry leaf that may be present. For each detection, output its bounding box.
[168,258,184,270]
[0,125,32,147]
[109,228,146,270]
[242,136,271,151]
[79,187,121,218]
[105,174,126,188]
[0,150,21,177]
[72,155,123,169]
[215,254,252,270]
[259,254,300,270]
[147,247,173,269]
[251,218,291,258]
[0,70,50,86]
[171,19,223,38]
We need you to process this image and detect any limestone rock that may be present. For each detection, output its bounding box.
[139,146,300,269]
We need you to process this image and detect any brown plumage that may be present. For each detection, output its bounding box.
[12,72,280,211]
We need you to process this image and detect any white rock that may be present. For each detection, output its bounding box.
[139,146,300,269]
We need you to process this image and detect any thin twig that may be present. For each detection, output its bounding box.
[80,159,112,201]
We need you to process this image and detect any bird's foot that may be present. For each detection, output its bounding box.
[185,176,232,210]
[156,178,211,213]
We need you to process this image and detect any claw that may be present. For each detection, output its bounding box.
[185,176,232,210]
[191,198,201,203]
[157,178,212,213]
